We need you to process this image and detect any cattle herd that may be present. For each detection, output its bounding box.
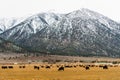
[1,66,13,69]
[0,63,117,71]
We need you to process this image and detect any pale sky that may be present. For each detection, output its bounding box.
[0,0,120,22]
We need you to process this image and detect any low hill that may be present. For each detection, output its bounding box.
[0,37,25,53]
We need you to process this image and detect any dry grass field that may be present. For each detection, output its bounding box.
[0,53,120,80]
[0,64,120,80]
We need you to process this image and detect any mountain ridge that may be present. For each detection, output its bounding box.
[0,8,120,57]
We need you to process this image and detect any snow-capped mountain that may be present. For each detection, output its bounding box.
[0,17,28,33]
[1,8,120,57]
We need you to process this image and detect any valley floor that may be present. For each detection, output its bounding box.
[0,53,120,63]
[0,53,120,80]
[0,64,120,80]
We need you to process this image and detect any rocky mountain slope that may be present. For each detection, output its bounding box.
[0,18,27,33]
[1,8,120,57]
[0,37,24,53]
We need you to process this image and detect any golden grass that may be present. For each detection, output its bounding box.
[0,64,120,80]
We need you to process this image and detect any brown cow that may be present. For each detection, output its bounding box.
[58,66,64,71]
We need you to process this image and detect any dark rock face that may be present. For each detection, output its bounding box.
[1,8,120,57]
[0,37,23,52]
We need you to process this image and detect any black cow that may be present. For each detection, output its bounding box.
[46,66,50,69]
[1,66,7,69]
[64,65,72,68]
[19,66,26,68]
[58,66,64,71]
[23,66,26,68]
[8,66,13,69]
[85,66,90,70]
[103,65,108,69]
[73,65,77,68]
[34,66,40,70]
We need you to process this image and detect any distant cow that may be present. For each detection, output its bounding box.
[58,66,64,71]
[19,66,26,68]
[1,66,7,69]
[103,65,108,69]
[34,66,39,70]
[41,65,44,68]
[73,65,77,68]
[19,66,22,68]
[56,65,60,68]
[65,65,72,68]
[23,66,26,68]
[85,66,90,70]
[46,66,50,69]
[99,65,104,68]
[79,65,84,67]
[8,66,13,69]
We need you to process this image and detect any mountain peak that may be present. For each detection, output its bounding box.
[1,9,120,57]
[66,8,105,19]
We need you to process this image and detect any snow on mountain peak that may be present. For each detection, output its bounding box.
[66,8,104,19]
[1,8,120,38]
[0,18,16,32]
[0,17,28,33]
[1,8,120,57]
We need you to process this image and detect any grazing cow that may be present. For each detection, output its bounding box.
[19,66,22,68]
[64,65,73,68]
[85,66,90,70]
[110,65,113,67]
[99,65,103,68]
[19,66,26,68]
[56,65,60,68]
[41,65,44,68]
[1,66,7,69]
[79,65,84,67]
[73,65,77,68]
[90,65,95,67]
[8,66,13,69]
[103,65,108,69]
[34,66,39,70]
[23,66,26,68]
[58,66,64,71]
[114,65,118,67]
[46,66,50,69]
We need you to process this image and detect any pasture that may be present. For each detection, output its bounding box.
[0,64,120,80]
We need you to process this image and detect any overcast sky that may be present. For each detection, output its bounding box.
[0,0,120,22]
